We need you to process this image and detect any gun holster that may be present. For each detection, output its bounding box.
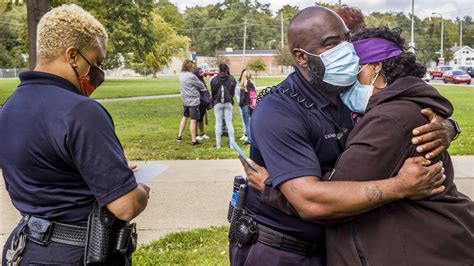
[84,203,116,264]
[113,222,137,256]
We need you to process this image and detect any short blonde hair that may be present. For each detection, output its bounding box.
[37,4,108,61]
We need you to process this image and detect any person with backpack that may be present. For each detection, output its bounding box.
[210,64,236,149]
[192,67,211,141]
[239,70,257,144]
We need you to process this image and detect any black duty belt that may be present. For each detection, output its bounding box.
[25,216,87,247]
[257,224,325,256]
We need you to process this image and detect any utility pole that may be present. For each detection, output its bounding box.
[27,0,50,70]
[338,0,341,5]
[432,13,444,60]
[280,12,284,48]
[243,18,248,66]
[460,20,463,48]
[408,0,415,53]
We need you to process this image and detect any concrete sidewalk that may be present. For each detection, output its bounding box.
[1,157,473,248]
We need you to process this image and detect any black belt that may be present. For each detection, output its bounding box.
[25,216,87,247]
[257,224,325,256]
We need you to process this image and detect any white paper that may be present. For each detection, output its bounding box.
[133,162,168,183]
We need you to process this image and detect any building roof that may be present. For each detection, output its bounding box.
[217,49,278,56]
[451,45,473,54]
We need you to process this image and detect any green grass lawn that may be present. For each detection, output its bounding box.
[102,97,249,160]
[435,86,473,155]
[0,75,286,104]
[133,226,229,265]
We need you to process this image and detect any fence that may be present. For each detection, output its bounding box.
[0,68,28,78]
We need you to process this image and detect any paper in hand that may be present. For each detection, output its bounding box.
[133,162,168,183]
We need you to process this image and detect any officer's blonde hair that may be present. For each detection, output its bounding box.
[37,4,107,61]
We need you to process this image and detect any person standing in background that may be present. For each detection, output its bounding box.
[239,70,257,144]
[211,64,236,149]
[192,67,211,141]
[177,60,206,145]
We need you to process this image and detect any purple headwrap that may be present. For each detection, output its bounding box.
[352,37,403,65]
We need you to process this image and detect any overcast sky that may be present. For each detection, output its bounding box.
[174,0,473,20]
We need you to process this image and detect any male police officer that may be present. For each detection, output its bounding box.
[1,5,149,265]
[230,6,455,265]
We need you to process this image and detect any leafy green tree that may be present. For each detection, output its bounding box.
[276,45,292,67]
[0,1,27,68]
[156,0,185,30]
[246,58,266,77]
[142,13,190,78]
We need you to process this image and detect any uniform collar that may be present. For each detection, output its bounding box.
[19,71,82,95]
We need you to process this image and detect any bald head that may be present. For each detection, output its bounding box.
[288,6,349,54]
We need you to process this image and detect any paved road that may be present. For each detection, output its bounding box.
[1,158,473,248]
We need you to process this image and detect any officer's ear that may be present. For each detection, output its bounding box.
[292,49,309,68]
[66,47,79,67]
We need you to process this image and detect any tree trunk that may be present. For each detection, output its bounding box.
[152,68,157,78]
[27,0,51,70]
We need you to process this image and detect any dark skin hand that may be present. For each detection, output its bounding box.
[413,108,456,159]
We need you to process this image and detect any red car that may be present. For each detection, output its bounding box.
[430,66,452,79]
[442,70,472,85]
[203,69,219,77]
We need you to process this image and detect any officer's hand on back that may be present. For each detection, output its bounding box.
[106,183,150,222]
[394,156,446,200]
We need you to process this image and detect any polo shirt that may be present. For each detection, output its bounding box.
[0,71,137,223]
[245,69,354,242]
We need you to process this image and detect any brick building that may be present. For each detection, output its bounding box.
[217,48,281,75]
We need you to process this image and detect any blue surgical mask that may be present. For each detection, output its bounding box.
[296,41,360,86]
[340,64,378,114]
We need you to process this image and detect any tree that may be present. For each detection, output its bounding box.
[246,58,266,77]
[276,45,292,67]
[0,1,28,68]
[143,13,190,78]
[156,0,185,30]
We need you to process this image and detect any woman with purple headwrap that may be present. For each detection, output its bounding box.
[243,26,474,265]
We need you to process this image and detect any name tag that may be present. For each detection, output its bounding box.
[324,133,337,139]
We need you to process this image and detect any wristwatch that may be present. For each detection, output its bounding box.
[448,118,461,140]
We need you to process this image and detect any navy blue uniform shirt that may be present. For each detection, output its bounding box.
[0,71,137,223]
[246,69,354,242]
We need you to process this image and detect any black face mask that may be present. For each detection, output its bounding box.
[72,51,105,97]
[307,55,352,95]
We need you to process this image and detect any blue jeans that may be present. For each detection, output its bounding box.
[240,105,251,143]
[214,103,235,148]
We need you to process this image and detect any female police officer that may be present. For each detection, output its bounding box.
[1,4,149,265]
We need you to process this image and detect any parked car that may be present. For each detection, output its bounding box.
[423,72,430,82]
[457,66,474,78]
[203,69,219,77]
[442,70,471,85]
[430,66,453,79]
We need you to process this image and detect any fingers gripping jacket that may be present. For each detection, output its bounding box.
[84,204,116,264]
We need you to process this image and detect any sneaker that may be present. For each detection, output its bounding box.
[239,135,247,141]
[176,136,182,142]
[200,134,210,140]
[196,136,203,141]
[241,136,248,142]
[191,141,201,146]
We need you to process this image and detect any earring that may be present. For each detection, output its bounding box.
[379,74,388,89]
[72,63,78,68]
[371,72,388,89]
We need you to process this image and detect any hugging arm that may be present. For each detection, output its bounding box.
[244,115,445,221]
